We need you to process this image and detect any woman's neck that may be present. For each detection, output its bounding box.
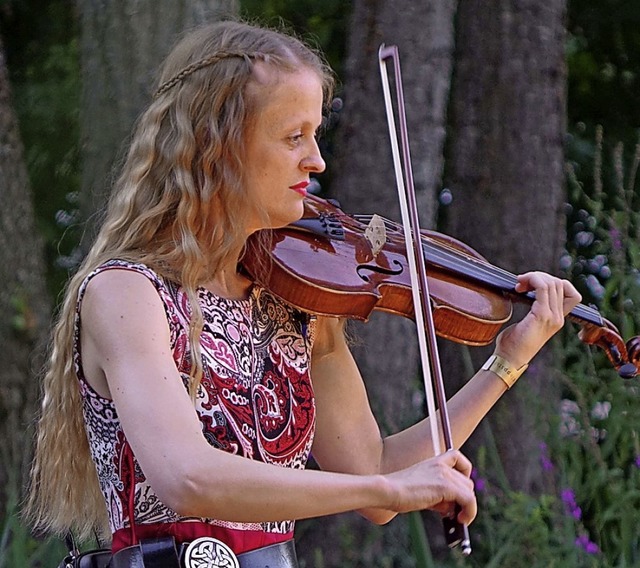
[202,261,253,300]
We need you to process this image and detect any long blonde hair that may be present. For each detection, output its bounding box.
[25,20,334,542]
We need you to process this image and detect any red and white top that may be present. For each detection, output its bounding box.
[74,260,317,553]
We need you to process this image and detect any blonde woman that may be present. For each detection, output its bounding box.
[26,20,581,568]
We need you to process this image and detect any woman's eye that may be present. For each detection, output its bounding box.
[287,127,321,145]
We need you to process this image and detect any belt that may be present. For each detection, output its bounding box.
[110,537,298,568]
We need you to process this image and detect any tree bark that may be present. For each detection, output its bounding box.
[442,0,568,494]
[297,1,458,565]
[77,0,239,248]
[0,35,51,518]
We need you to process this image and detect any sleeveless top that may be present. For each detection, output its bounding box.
[74,260,317,553]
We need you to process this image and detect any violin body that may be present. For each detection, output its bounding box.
[242,195,640,378]
[244,197,511,346]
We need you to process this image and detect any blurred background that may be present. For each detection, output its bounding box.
[2,1,640,566]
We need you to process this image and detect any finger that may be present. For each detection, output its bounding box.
[551,278,565,320]
[517,273,581,303]
[434,482,477,525]
[515,271,553,301]
[442,449,473,478]
[525,272,551,310]
[514,270,548,292]
[540,276,581,319]
[435,455,478,523]
[432,501,454,517]
[513,271,533,293]
[562,279,582,315]
[517,272,572,318]
[458,501,477,525]
[454,486,478,525]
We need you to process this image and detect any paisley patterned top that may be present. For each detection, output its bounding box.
[74,260,316,551]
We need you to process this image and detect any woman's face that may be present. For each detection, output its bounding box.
[243,66,326,233]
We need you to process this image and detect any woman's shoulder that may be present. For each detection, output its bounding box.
[80,261,165,310]
[75,259,181,331]
[88,258,164,284]
[79,259,170,300]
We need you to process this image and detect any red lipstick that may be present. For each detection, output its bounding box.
[289,181,309,196]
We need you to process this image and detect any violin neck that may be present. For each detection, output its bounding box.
[509,290,604,328]
[423,239,604,328]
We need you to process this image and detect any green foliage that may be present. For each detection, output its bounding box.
[555,130,640,565]
[473,492,582,568]
[0,511,66,568]
[425,355,639,567]
[0,478,66,568]
[10,290,37,340]
[428,129,640,567]
[548,348,640,566]
[564,125,640,323]
[408,511,435,568]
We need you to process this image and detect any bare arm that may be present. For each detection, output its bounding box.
[309,315,490,523]
[310,271,582,523]
[80,269,477,526]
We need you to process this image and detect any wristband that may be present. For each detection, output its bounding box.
[481,354,528,389]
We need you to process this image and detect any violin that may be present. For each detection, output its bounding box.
[242,193,640,379]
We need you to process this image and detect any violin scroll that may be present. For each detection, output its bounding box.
[578,320,639,379]
[626,336,640,373]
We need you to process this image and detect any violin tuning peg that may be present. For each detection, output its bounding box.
[624,336,640,377]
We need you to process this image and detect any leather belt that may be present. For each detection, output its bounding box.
[110,537,298,568]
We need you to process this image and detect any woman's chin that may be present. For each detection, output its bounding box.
[272,203,305,229]
[248,208,304,234]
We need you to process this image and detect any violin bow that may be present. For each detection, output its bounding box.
[378,43,472,556]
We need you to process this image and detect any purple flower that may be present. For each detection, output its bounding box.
[561,488,582,520]
[585,541,599,554]
[575,534,599,555]
[470,468,486,492]
[634,455,640,469]
[539,443,554,471]
[609,227,623,251]
[541,456,554,471]
[561,488,577,506]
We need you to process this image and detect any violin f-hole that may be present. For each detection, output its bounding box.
[356,260,404,282]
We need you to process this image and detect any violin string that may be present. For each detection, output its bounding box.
[307,202,601,325]
[351,214,602,325]
[353,214,519,288]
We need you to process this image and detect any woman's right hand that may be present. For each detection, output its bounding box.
[384,450,477,524]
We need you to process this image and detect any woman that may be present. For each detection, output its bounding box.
[26,20,581,568]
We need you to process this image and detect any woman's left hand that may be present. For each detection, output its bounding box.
[494,271,582,368]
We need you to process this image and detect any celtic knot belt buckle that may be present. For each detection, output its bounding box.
[183,536,240,568]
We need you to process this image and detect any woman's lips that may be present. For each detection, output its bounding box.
[289,181,309,196]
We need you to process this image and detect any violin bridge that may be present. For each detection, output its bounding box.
[365,214,387,256]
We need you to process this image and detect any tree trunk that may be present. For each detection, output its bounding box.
[296,1,458,565]
[77,0,239,248]
[0,35,51,519]
[442,0,568,494]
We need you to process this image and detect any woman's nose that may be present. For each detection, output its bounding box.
[301,140,326,173]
